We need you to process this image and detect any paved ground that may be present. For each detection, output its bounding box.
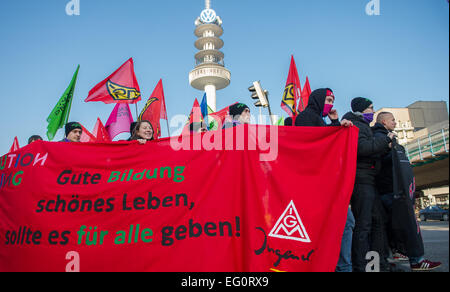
[391,221,448,272]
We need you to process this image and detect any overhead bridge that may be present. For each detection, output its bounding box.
[405,126,449,190]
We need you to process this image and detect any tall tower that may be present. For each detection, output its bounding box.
[189,0,231,112]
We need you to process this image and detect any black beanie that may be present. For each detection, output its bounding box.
[189,122,206,133]
[65,122,82,137]
[351,97,373,113]
[284,117,293,126]
[229,103,250,117]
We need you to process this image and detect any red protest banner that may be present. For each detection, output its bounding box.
[0,125,358,272]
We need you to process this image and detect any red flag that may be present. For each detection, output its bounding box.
[182,99,203,134]
[281,56,302,118]
[138,79,166,139]
[80,124,96,143]
[8,137,20,153]
[189,99,203,124]
[92,118,111,142]
[298,76,312,112]
[85,58,141,104]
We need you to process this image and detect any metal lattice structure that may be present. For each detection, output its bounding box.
[406,126,449,167]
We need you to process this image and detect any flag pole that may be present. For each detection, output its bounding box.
[164,103,171,137]
[162,92,171,137]
[165,118,171,137]
[65,65,80,124]
[135,103,139,121]
[66,94,74,125]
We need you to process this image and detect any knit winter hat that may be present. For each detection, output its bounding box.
[189,122,207,133]
[65,122,82,137]
[351,97,373,113]
[229,103,250,117]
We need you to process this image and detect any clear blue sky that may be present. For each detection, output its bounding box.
[0,0,448,154]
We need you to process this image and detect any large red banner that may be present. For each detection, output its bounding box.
[0,125,358,272]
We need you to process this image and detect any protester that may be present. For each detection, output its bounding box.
[223,103,251,129]
[373,112,442,271]
[189,122,208,133]
[130,120,155,144]
[62,122,82,142]
[294,88,354,272]
[342,97,394,272]
[294,88,353,127]
[127,121,138,141]
[28,135,43,144]
[284,116,293,126]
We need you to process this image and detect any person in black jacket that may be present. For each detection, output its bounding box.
[284,116,293,126]
[293,88,352,127]
[342,97,394,272]
[373,112,405,260]
[223,103,251,129]
[61,122,82,143]
[373,112,397,198]
[373,112,442,271]
[294,88,353,272]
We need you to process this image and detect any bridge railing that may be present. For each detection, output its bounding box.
[405,126,449,165]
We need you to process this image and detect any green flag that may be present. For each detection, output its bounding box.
[46,65,80,141]
[276,116,285,126]
[206,105,214,130]
[207,105,214,115]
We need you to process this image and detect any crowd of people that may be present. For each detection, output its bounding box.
[25,89,442,272]
[284,88,441,272]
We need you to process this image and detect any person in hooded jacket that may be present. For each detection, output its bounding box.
[294,88,353,127]
[223,103,251,129]
[293,88,354,272]
[342,97,395,272]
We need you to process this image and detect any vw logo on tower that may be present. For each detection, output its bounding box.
[190,1,230,113]
[200,9,217,23]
